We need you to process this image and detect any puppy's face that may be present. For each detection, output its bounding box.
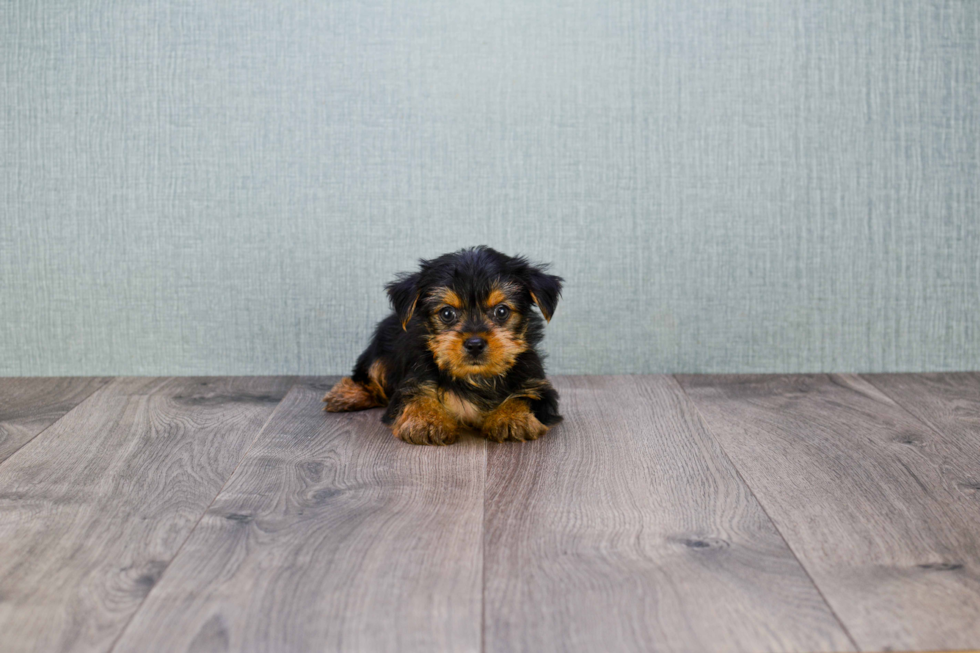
[386,247,563,381]
[423,281,527,378]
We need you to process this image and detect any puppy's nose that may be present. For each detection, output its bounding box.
[463,337,487,355]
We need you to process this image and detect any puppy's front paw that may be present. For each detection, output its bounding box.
[482,400,548,443]
[391,399,460,446]
[392,420,458,446]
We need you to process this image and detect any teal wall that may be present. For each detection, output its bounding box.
[2,1,978,376]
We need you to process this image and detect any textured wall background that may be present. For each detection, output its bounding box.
[2,0,978,376]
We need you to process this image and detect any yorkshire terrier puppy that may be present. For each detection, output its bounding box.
[323,246,563,445]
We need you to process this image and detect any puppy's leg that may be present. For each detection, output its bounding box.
[525,378,563,427]
[481,397,549,443]
[322,378,381,412]
[323,358,389,412]
[482,379,561,442]
[384,384,461,446]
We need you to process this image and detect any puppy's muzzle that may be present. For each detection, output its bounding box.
[463,336,487,356]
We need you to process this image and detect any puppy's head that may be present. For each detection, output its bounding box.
[386,247,563,380]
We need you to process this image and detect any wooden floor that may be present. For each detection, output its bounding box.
[0,375,978,653]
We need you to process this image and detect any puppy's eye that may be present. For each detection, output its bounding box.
[492,304,510,321]
[439,307,458,323]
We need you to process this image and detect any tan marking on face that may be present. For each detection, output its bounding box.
[427,328,527,380]
[486,288,508,307]
[431,287,462,309]
[485,280,520,309]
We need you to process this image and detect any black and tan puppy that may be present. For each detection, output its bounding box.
[323,246,563,445]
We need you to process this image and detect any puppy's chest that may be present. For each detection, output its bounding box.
[442,391,494,427]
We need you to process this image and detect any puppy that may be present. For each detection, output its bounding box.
[323,246,563,445]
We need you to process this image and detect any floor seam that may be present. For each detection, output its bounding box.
[0,377,114,472]
[671,374,864,653]
[106,375,301,653]
[480,436,488,653]
[859,373,960,445]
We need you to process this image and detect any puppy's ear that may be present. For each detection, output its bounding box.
[386,272,421,330]
[526,266,563,322]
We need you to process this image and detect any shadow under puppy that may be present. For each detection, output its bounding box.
[323,246,563,445]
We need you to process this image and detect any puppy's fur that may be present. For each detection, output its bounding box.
[323,246,563,445]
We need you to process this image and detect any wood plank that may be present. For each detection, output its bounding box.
[112,378,486,653]
[483,375,855,653]
[0,377,110,464]
[0,376,293,653]
[677,374,980,652]
[863,373,980,460]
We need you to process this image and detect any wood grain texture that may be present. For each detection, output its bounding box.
[863,373,980,459]
[677,374,980,652]
[0,376,293,653]
[0,377,110,464]
[112,378,486,653]
[483,375,855,653]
